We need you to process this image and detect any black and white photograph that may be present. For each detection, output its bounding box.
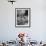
[15,8,31,27]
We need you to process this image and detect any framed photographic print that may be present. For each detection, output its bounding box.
[15,8,31,28]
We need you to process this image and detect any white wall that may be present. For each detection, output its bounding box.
[0,0,46,42]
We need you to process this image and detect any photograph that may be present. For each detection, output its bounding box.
[15,8,31,27]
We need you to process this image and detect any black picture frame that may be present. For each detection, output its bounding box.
[15,8,31,28]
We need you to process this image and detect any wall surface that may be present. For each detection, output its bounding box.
[0,0,46,42]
